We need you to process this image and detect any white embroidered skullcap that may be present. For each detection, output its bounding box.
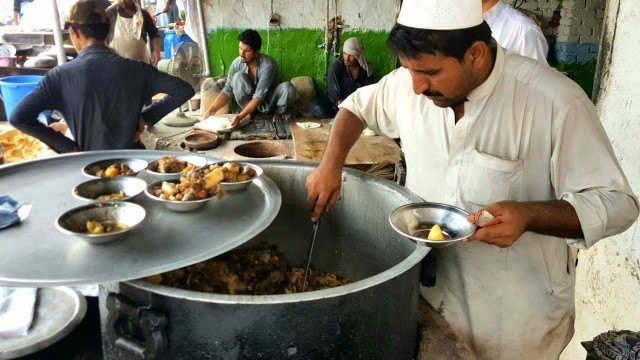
[397,0,483,30]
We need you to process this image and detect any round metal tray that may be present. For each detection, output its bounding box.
[0,150,282,287]
[0,287,86,359]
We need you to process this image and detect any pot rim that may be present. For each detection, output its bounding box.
[121,160,431,303]
[124,244,429,304]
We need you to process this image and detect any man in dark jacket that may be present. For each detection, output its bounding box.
[9,0,194,153]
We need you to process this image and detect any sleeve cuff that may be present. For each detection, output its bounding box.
[560,192,606,248]
[221,89,233,99]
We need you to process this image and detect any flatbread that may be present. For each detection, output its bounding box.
[0,129,47,163]
[296,122,321,129]
[195,115,236,133]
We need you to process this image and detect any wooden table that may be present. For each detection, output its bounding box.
[291,119,401,173]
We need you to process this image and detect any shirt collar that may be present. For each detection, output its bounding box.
[466,44,504,102]
[78,44,111,57]
[483,0,506,24]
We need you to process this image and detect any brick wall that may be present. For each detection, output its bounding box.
[509,0,604,42]
[506,0,605,96]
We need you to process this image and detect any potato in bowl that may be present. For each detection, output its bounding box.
[82,158,148,179]
[144,166,226,212]
[56,202,146,245]
[206,161,263,191]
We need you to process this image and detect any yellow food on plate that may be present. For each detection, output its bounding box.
[96,163,133,177]
[104,165,120,177]
[208,162,257,183]
[161,181,179,196]
[85,220,127,234]
[204,167,224,189]
[86,221,104,234]
[153,166,226,201]
[427,224,446,241]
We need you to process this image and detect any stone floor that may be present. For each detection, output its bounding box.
[417,298,475,359]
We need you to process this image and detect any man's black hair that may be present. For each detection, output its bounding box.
[65,13,110,40]
[238,29,262,51]
[387,21,492,62]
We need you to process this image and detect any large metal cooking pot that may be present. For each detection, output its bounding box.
[99,161,429,360]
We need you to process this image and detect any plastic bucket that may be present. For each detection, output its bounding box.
[163,31,193,59]
[163,30,176,59]
[0,75,44,120]
[172,33,192,53]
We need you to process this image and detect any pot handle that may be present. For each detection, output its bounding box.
[420,251,437,287]
[106,293,168,359]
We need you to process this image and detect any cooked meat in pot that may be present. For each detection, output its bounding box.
[145,242,351,294]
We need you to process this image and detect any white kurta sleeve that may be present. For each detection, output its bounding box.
[551,96,639,248]
[500,20,549,64]
[339,69,406,139]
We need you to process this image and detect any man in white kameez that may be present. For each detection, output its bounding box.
[305,0,639,358]
[482,0,549,64]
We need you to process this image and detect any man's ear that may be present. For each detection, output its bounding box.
[68,26,78,39]
[467,41,488,68]
[68,26,82,51]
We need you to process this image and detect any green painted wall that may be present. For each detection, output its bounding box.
[554,60,597,98]
[207,27,595,100]
[206,28,396,98]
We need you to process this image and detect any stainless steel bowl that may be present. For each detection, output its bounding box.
[389,202,476,248]
[73,177,147,202]
[208,161,263,191]
[82,158,148,179]
[56,202,146,245]
[146,155,207,180]
[144,179,213,212]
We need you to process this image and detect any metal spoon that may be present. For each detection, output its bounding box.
[301,218,321,292]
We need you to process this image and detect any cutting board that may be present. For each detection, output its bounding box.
[291,120,401,168]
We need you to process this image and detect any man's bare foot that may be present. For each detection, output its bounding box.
[272,112,293,122]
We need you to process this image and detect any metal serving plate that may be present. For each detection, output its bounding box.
[0,287,86,358]
[0,150,281,287]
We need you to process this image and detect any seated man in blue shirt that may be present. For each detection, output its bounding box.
[310,37,374,119]
[201,29,298,126]
[9,0,194,153]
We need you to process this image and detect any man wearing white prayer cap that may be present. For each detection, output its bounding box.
[306,0,638,359]
[310,37,374,119]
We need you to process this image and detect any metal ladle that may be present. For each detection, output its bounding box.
[301,218,321,292]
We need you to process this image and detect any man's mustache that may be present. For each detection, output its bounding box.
[422,90,442,97]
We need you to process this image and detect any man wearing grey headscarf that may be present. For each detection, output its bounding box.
[310,37,374,119]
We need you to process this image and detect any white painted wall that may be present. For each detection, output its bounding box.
[561,0,640,358]
[333,0,399,31]
[201,0,397,30]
